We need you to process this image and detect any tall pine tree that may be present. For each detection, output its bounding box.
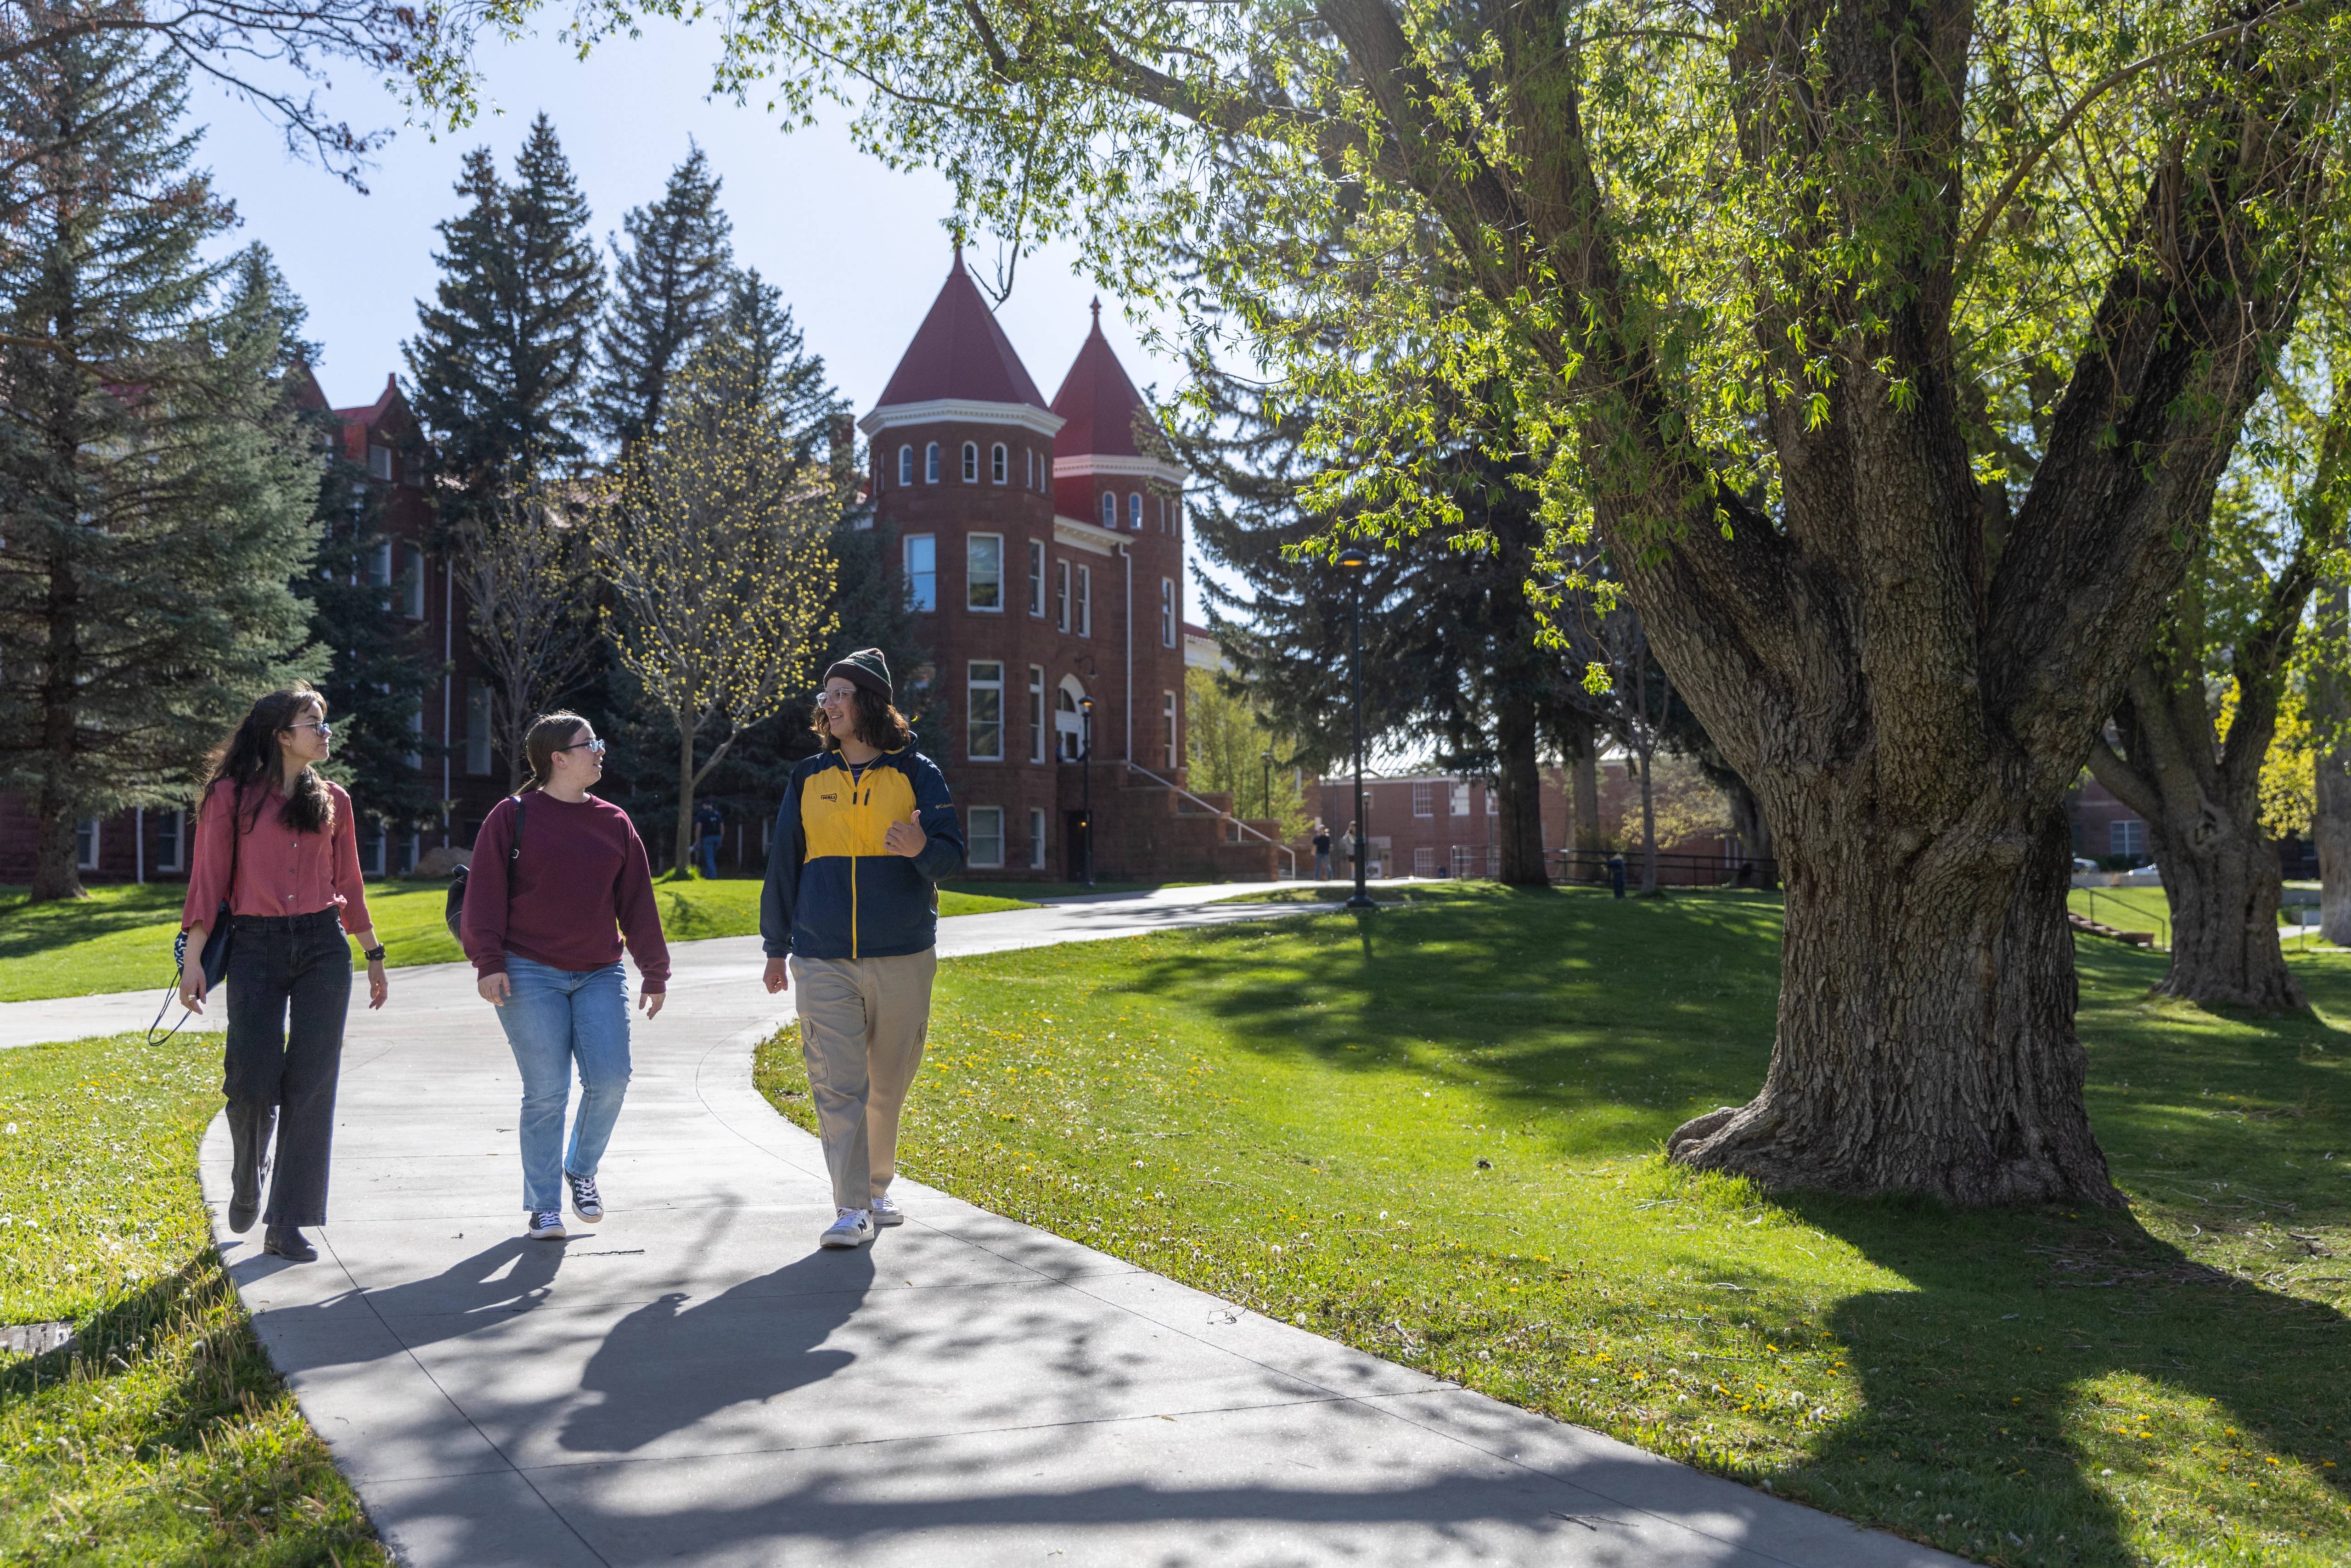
[405,113,603,530]
[714,268,850,465]
[0,38,321,900]
[590,144,733,453]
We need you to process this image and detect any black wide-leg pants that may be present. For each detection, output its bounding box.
[222,909,352,1228]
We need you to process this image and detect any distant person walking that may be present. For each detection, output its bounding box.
[761,649,964,1251]
[1339,823,1359,881]
[1313,825,1333,880]
[179,682,389,1264]
[462,712,671,1242]
[695,798,725,878]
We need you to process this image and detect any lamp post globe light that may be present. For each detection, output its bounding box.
[1079,694,1096,888]
[1333,544,1376,910]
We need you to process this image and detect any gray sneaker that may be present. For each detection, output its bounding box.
[870,1193,905,1227]
[819,1208,873,1249]
[566,1171,603,1223]
[527,1210,567,1241]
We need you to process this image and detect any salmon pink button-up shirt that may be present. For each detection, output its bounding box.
[178,777,374,934]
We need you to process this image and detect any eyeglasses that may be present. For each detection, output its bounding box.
[288,720,333,740]
[557,737,607,755]
[817,688,858,708]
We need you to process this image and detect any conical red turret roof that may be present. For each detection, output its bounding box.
[1049,298,1148,457]
[874,248,1048,410]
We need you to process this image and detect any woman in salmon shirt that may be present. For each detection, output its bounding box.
[180,682,389,1262]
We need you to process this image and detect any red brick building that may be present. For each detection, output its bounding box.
[861,254,1275,881]
[0,370,505,885]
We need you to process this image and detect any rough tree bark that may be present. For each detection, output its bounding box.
[1494,701,1549,886]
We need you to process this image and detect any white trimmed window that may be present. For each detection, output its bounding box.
[967,806,1005,868]
[1412,781,1435,817]
[1128,492,1142,529]
[368,444,394,482]
[967,534,1003,611]
[361,823,386,877]
[1028,540,1046,616]
[1163,691,1178,768]
[1160,579,1176,647]
[1451,844,1479,878]
[962,442,979,483]
[1486,786,1498,815]
[1076,565,1091,637]
[400,542,426,619]
[2111,819,2146,857]
[991,443,1007,484]
[925,442,940,483]
[1029,665,1046,763]
[1413,846,1435,878]
[369,538,393,600]
[1101,492,1117,530]
[465,679,494,776]
[1055,560,1071,632]
[1451,780,1471,816]
[75,817,99,871]
[1029,807,1047,869]
[155,809,185,873]
[904,534,937,612]
[1025,448,1035,489]
[967,662,1004,760]
[897,445,913,486]
[1056,677,1086,759]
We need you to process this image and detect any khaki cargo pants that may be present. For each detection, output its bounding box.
[790,950,938,1211]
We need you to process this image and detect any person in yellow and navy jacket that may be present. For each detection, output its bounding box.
[759,648,964,1250]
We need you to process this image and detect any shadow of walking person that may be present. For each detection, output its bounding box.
[559,1244,876,1456]
[242,1233,570,1370]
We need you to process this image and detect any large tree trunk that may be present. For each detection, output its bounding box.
[30,798,83,903]
[29,554,85,903]
[1567,723,1602,852]
[2316,588,2351,944]
[2149,814,2300,1009]
[1725,774,1777,891]
[1672,794,2116,1204]
[1635,750,1659,894]
[1493,701,1548,886]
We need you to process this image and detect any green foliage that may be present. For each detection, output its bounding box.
[404,115,604,528]
[0,30,323,898]
[1183,667,1310,837]
[0,1032,390,1562]
[757,885,2351,1566]
[590,143,735,452]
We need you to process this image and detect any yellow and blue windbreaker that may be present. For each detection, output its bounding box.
[760,747,964,960]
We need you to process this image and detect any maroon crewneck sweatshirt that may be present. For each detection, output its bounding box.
[460,792,672,991]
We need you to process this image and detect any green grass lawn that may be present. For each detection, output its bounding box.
[754,883,2351,1568]
[0,878,1037,1003]
[0,1031,389,1564]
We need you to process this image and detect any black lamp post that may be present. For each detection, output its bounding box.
[1334,544,1376,910]
[1260,749,1273,820]
[1079,694,1096,888]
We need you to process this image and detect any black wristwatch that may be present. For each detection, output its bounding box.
[362,945,387,963]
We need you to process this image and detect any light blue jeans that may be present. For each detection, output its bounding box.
[494,955,633,1213]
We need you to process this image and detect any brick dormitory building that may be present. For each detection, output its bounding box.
[0,251,1284,888]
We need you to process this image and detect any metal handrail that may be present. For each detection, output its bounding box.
[1121,761,1298,877]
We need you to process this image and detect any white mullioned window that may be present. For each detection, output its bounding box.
[2112,819,2146,857]
[967,534,1003,611]
[156,809,185,872]
[1451,780,1471,816]
[1029,665,1046,763]
[368,444,394,481]
[967,661,1004,760]
[904,534,937,611]
[991,443,1007,483]
[925,442,940,483]
[898,445,914,486]
[1128,492,1142,529]
[1076,565,1091,636]
[1163,691,1178,767]
[1100,491,1116,530]
[1029,807,1047,868]
[962,441,979,482]
[967,806,1005,868]
[400,542,426,618]
[1451,844,1479,878]
[76,817,99,871]
[1160,579,1176,647]
[1028,540,1046,616]
[1412,781,1435,817]
[1414,846,1435,878]
[1055,560,1071,632]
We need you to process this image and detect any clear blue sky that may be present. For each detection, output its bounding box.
[196,19,1183,469]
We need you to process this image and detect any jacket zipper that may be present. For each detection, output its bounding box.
[850,769,862,959]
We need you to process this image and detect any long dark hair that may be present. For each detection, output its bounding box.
[811,687,912,753]
[199,683,335,834]
[521,711,589,792]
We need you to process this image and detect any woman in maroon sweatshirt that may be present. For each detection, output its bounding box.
[460,711,670,1240]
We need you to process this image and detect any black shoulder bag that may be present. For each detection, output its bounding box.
[152,785,242,1045]
[445,795,525,940]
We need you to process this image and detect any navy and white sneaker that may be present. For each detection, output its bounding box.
[566,1171,603,1224]
[527,1210,567,1241]
[819,1208,873,1249]
[870,1192,905,1227]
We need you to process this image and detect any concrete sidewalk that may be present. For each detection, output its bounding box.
[177,886,1955,1567]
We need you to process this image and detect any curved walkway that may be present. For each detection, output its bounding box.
[60,886,1951,1565]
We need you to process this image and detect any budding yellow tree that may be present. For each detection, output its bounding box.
[596,340,838,873]
[455,482,601,793]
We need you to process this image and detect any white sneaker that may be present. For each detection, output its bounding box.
[526,1209,567,1241]
[870,1193,905,1227]
[566,1171,603,1223]
[819,1208,874,1249]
